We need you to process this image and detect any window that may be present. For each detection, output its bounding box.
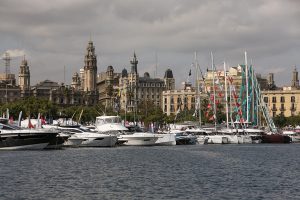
[291,96,295,103]
[164,98,167,104]
[280,96,285,103]
[272,104,276,110]
[192,97,195,103]
[170,105,174,112]
[272,112,276,117]
[170,97,174,104]
[272,96,276,103]
[164,105,167,112]
[263,97,268,103]
[280,104,284,110]
[177,97,181,104]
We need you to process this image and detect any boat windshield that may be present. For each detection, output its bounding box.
[96,117,121,125]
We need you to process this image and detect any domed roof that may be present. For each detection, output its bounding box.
[107,65,114,71]
[144,72,150,78]
[122,68,128,77]
[164,69,173,78]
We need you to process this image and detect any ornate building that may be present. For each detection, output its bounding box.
[96,52,175,112]
[116,52,175,112]
[162,82,207,116]
[83,40,97,92]
[19,58,31,97]
[51,40,99,106]
[262,66,300,117]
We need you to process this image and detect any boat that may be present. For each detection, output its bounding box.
[185,127,208,144]
[95,115,128,133]
[261,133,291,143]
[154,133,176,146]
[44,123,117,147]
[169,130,197,145]
[118,132,159,146]
[0,119,59,150]
[282,130,300,143]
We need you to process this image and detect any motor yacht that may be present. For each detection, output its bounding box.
[0,119,59,150]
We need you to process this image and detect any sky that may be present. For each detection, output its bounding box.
[0,0,299,88]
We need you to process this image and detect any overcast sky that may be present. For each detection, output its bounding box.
[0,0,299,88]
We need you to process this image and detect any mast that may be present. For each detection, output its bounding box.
[211,52,217,130]
[245,51,249,124]
[251,62,255,124]
[195,52,202,127]
[224,61,229,129]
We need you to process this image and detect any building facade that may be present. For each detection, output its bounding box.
[262,67,300,117]
[117,53,175,112]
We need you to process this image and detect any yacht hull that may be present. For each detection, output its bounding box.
[155,134,176,146]
[79,135,118,147]
[119,133,158,146]
[0,132,58,150]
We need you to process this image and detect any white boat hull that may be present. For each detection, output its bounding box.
[206,135,229,144]
[119,133,159,146]
[79,135,118,147]
[155,133,176,146]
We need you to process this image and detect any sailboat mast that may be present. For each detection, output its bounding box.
[211,52,217,130]
[245,51,249,124]
[195,52,202,127]
[251,63,255,124]
[224,61,229,129]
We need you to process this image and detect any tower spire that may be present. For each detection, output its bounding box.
[130,51,138,74]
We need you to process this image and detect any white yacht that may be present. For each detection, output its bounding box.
[118,132,159,146]
[95,115,165,146]
[44,124,117,147]
[185,127,208,144]
[154,133,176,146]
[282,130,300,143]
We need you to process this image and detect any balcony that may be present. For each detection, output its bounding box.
[290,107,296,111]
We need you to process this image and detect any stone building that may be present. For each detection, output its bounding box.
[117,52,175,112]
[97,65,121,107]
[162,82,207,116]
[262,66,300,117]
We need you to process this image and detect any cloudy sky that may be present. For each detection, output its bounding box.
[0,0,299,87]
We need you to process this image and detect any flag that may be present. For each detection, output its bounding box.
[9,116,13,124]
[188,69,191,76]
[28,117,34,129]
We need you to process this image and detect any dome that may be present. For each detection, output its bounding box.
[107,65,114,72]
[122,68,128,77]
[144,72,150,78]
[164,69,173,78]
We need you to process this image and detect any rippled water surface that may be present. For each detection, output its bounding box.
[1,144,300,200]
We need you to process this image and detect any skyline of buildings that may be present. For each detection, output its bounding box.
[1,40,300,120]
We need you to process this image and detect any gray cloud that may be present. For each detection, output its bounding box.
[0,0,299,87]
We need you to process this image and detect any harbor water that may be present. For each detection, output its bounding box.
[1,144,300,200]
